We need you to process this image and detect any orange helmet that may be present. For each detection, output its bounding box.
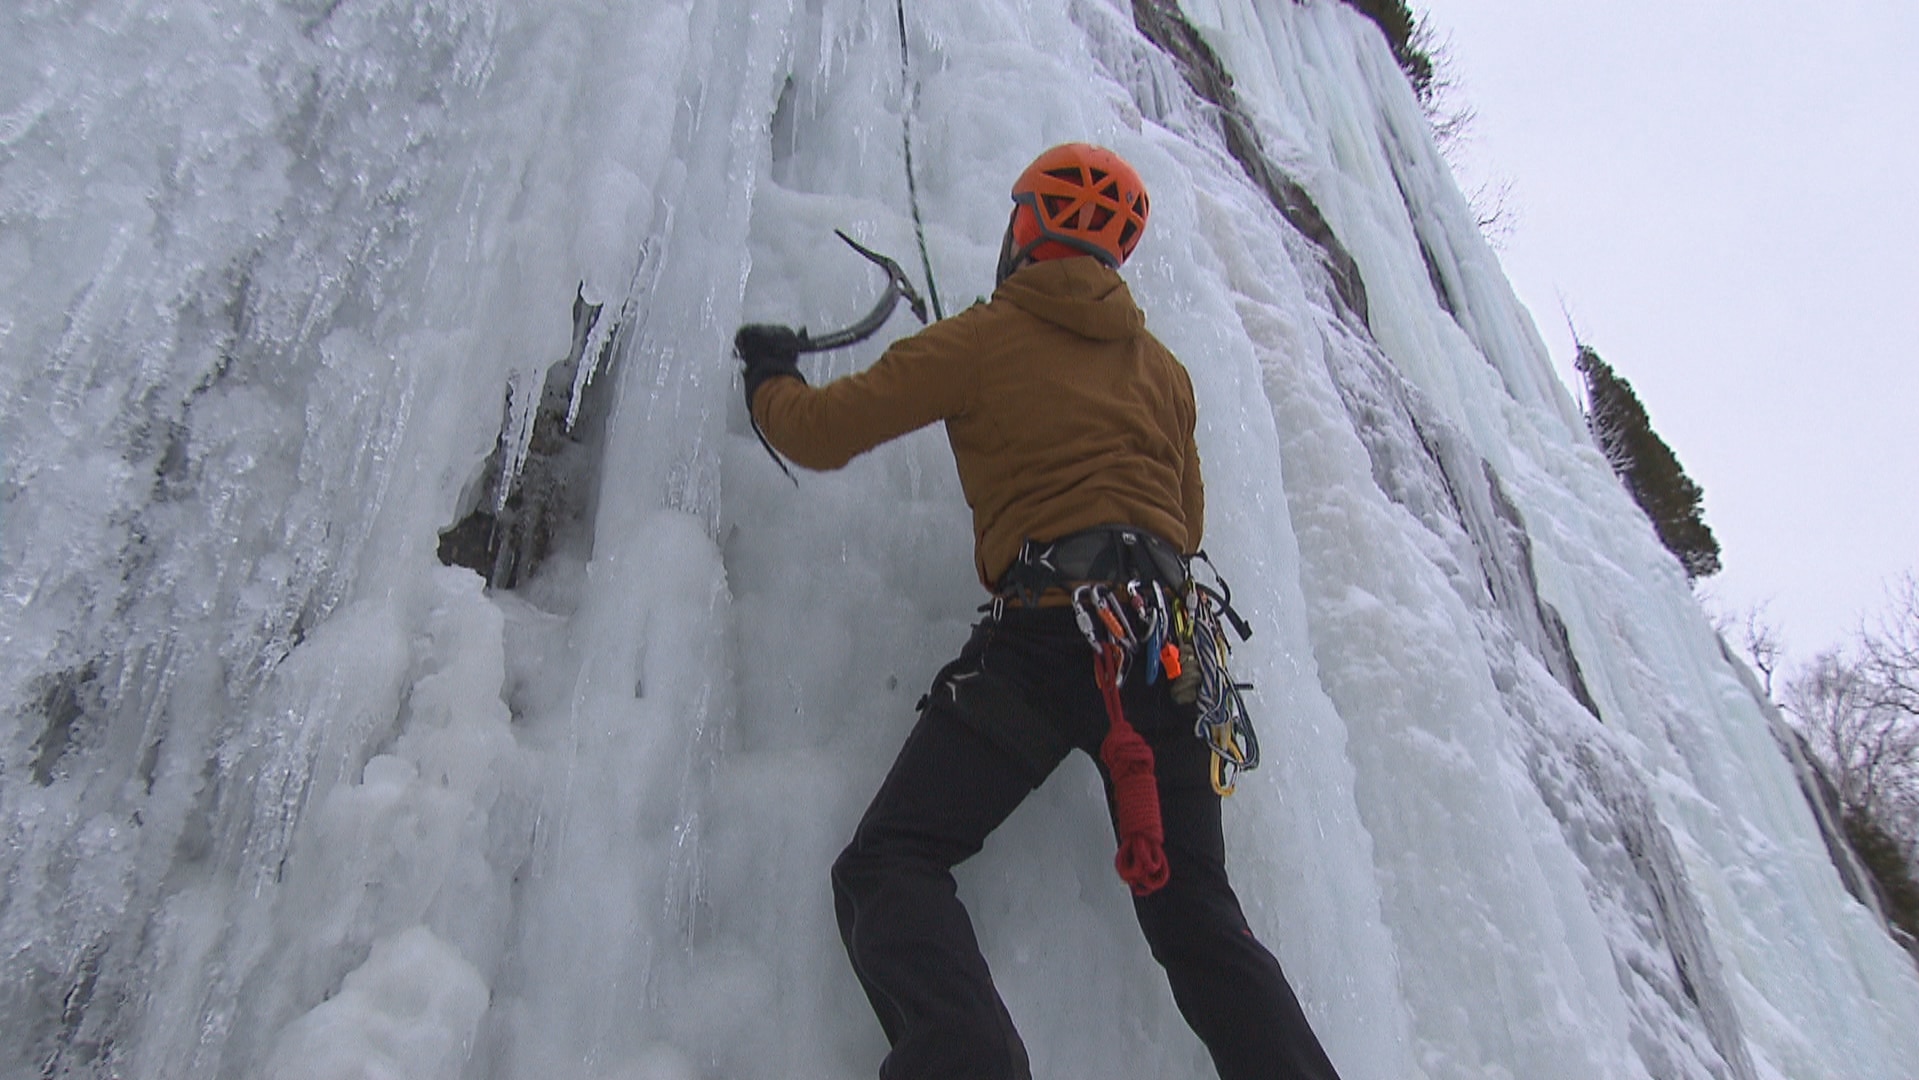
[1005,143,1150,271]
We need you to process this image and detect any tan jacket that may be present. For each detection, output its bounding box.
[753,257,1203,589]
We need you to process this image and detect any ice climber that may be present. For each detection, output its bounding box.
[735,142,1344,1080]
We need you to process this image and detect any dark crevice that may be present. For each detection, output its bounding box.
[46,944,104,1078]
[1576,746,1761,1080]
[29,663,102,787]
[1325,339,1600,721]
[1481,463,1601,719]
[35,933,140,1080]
[1131,0,1371,328]
[1384,156,1459,319]
[769,75,800,178]
[1739,664,1906,948]
[437,285,621,592]
[1789,723,1890,914]
[1416,232,1456,317]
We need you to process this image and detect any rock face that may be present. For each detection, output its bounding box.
[2,3,1916,1079]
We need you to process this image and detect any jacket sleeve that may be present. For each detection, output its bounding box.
[1177,366,1205,551]
[1180,433,1205,553]
[751,314,977,471]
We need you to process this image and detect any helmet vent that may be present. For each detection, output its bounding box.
[1042,193,1075,219]
[1088,206,1115,230]
[1118,220,1139,249]
[1045,167,1083,183]
[1099,181,1121,201]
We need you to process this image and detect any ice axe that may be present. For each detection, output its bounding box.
[792,229,931,351]
[746,230,933,483]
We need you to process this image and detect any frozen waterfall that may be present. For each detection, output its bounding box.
[3,1,1916,1078]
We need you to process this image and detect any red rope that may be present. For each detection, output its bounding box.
[1094,643,1168,896]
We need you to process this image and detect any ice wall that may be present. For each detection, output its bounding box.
[3,1,1916,1078]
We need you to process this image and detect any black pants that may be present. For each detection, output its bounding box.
[832,608,1344,1080]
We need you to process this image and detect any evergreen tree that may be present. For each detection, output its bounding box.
[1339,0,1436,99]
[1575,345,1723,579]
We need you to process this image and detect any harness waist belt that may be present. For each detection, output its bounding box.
[995,525,1188,604]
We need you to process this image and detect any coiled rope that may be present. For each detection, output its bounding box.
[895,0,945,320]
[1075,585,1171,896]
[1096,641,1170,895]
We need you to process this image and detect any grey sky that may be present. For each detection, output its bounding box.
[1411,0,1918,664]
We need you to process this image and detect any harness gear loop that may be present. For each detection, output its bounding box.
[1179,556,1261,795]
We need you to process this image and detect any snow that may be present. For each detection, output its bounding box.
[265,925,491,1080]
[3,1,1917,1079]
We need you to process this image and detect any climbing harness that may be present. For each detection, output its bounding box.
[746,230,931,482]
[1001,528,1263,892]
[994,525,1187,612]
[894,0,945,320]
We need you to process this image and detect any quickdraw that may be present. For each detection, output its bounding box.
[1182,555,1259,796]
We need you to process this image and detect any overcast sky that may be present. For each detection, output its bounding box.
[1411,0,1918,667]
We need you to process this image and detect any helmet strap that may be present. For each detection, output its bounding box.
[997,199,1123,287]
[995,207,1048,286]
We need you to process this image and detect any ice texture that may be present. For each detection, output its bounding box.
[3,1,1916,1079]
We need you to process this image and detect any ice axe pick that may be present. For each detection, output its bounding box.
[792,230,931,351]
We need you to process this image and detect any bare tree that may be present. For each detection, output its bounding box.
[1784,653,1906,820]
[1784,577,1919,943]
[1858,574,1919,846]
[1701,594,1783,696]
[1409,15,1518,250]
[1785,576,1919,839]
[1467,176,1517,251]
[1741,603,1784,698]
[1860,574,1919,721]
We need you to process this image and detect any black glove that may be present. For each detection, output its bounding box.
[735,324,806,411]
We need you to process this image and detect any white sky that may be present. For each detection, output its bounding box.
[1411,0,1918,667]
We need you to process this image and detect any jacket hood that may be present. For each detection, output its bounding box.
[993,258,1145,342]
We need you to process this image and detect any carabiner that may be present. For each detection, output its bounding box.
[1072,585,1104,649]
